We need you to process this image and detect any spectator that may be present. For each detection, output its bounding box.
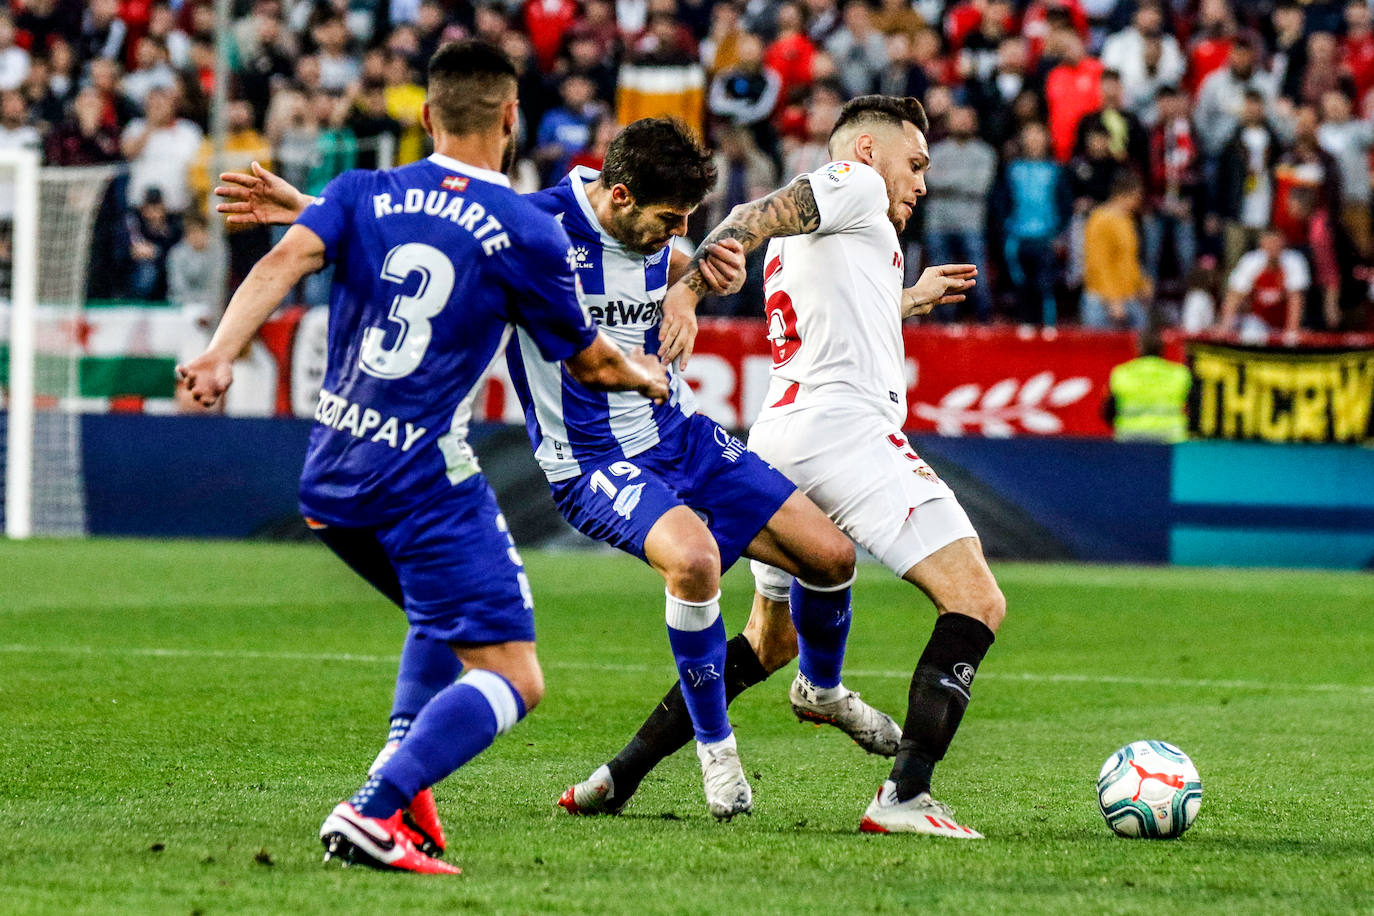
[89,57,139,130]
[1082,170,1150,329]
[1300,32,1344,108]
[121,36,179,109]
[825,0,888,98]
[347,79,403,169]
[708,32,781,149]
[804,0,841,46]
[1316,89,1374,258]
[305,91,357,196]
[1098,2,1183,121]
[924,105,997,322]
[1102,329,1191,443]
[782,79,843,176]
[188,99,271,213]
[47,40,79,102]
[235,8,295,126]
[701,1,745,74]
[383,52,426,164]
[1218,227,1309,335]
[1269,1,1308,102]
[45,86,121,165]
[1001,120,1067,325]
[1186,0,1236,94]
[964,35,1032,153]
[1073,70,1147,166]
[1213,90,1281,269]
[0,13,31,92]
[1045,31,1102,161]
[525,0,579,73]
[558,30,619,104]
[14,0,81,56]
[876,32,927,100]
[79,0,128,64]
[873,0,924,44]
[568,114,620,172]
[146,2,191,70]
[20,58,65,133]
[957,0,1012,82]
[535,74,604,184]
[1194,34,1276,159]
[764,2,817,104]
[1344,0,1374,103]
[1272,106,1342,248]
[312,16,360,92]
[121,87,202,215]
[127,187,182,300]
[1143,84,1199,287]
[629,8,698,64]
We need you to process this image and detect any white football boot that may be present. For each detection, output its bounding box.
[697,733,752,820]
[859,781,984,838]
[789,674,902,756]
[557,764,624,816]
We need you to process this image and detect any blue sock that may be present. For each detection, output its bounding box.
[665,591,731,744]
[391,628,461,723]
[790,579,852,689]
[358,669,526,818]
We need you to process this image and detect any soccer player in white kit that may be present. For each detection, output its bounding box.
[660,95,1006,837]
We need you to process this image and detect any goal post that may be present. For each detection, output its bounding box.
[3,145,38,540]
[2,152,122,539]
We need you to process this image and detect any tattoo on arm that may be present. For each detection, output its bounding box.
[681,177,820,295]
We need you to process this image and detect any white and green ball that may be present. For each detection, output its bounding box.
[1097,740,1202,839]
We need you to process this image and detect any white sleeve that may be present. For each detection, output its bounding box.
[1227,252,1263,294]
[1281,251,1311,291]
[805,160,888,235]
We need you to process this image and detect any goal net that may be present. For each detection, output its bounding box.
[1,151,122,538]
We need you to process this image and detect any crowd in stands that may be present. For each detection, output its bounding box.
[5,0,1374,332]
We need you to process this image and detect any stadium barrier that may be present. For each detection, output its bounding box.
[63,413,1374,570]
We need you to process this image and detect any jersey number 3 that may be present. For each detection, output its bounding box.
[359,242,456,379]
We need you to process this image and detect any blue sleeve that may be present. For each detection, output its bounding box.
[505,218,599,362]
[295,170,361,263]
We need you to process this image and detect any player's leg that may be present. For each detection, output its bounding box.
[641,506,751,820]
[861,502,1004,838]
[309,520,458,854]
[745,500,902,756]
[321,479,539,873]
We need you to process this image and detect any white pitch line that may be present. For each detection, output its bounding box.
[1,642,1371,696]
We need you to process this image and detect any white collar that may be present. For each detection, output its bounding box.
[567,165,622,249]
[427,152,511,188]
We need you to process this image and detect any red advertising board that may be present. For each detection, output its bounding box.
[464,320,1138,437]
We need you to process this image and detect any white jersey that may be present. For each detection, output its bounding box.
[759,160,907,427]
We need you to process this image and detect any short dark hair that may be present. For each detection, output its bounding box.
[426,40,518,134]
[600,118,717,208]
[828,95,929,150]
[1110,169,1144,198]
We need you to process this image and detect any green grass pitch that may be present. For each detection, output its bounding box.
[1,541,1372,914]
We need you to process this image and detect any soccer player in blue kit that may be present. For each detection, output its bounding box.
[177,41,670,874]
[218,118,905,827]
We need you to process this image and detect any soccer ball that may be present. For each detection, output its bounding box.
[1096,740,1202,839]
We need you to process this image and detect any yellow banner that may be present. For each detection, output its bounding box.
[1189,344,1374,443]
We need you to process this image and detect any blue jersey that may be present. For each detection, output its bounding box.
[507,166,696,481]
[295,153,598,526]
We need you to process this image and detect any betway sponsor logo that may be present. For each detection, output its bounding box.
[587,298,663,328]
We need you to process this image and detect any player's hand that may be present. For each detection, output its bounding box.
[628,346,671,404]
[697,239,747,296]
[903,264,977,318]
[215,161,309,226]
[175,350,235,408]
[658,283,700,370]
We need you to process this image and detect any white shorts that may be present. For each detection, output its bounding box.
[748,402,977,583]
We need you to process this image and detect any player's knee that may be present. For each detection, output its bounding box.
[664,540,722,600]
[798,535,856,588]
[508,664,545,712]
[963,584,1006,633]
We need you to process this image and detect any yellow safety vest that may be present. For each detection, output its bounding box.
[1109,356,1192,443]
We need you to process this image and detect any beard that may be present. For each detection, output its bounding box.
[500,134,516,173]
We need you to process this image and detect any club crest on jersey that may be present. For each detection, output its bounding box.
[441,175,469,191]
[821,161,853,184]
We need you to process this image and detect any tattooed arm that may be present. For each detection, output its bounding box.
[658,177,820,367]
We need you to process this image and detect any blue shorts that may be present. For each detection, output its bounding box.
[307,475,535,645]
[549,413,797,573]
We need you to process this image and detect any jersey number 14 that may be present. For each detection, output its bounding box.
[359,242,456,380]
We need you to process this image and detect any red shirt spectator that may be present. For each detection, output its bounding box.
[1187,35,1232,94]
[764,21,816,104]
[1021,0,1088,65]
[1345,2,1374,99]
[1045,37,1102,161]
[524,0,579,73]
